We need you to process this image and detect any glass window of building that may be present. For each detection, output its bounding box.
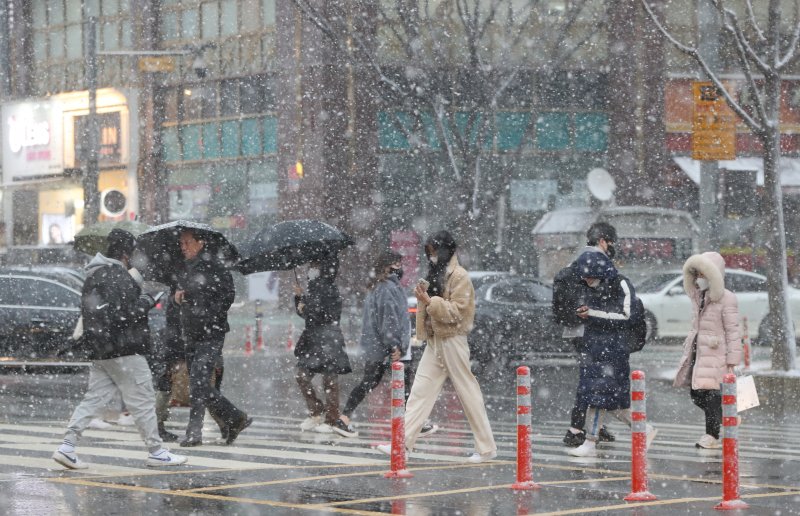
[33,32,47,62]
[201,2,219,40]
[50,1,65,25]
[164,87,180,123]
[161,11,179,41]
[103,0,120,15]
[66,24,83,60]
[220,79,240,116]
[240,0,261,32]
[121,19,132,48]
[85,0,101,17]
[182,8,200,40]
[221,0,239,36]
[199,84,218,119]
[49,31,65,59]
[65,0,83,23]
[103,21,120,51]
[32,3,48,28]
[263,0,276,25]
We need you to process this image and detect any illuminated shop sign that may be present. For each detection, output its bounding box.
[2,100,65,185]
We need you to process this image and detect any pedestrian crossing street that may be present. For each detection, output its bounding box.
[0,413,798,480]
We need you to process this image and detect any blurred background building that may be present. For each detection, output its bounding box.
[1,0,799,284]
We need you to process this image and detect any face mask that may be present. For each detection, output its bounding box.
[429,255,439,265]
[606,244,616,259]
[585,278,601,289]
[389,267,404,280]
[307,268,320,281]
[696,278,709,291]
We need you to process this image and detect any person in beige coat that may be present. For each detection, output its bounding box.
[377,230,497,463]
[674,251,743,449]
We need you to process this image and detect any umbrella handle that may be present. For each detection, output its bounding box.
[294,269,300,286]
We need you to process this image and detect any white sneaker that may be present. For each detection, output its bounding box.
[696,434,721,449]
[568,440,597,457]
[376,443,392,455]
[312,423,334,434]
[52,449,89,469]
[646,424,658,450]
[87,418,113,430]
[467,450,497,463]
[146,448,188,467]
[299,416,321,431]
[419,422,439,437]
[115,413,135,426]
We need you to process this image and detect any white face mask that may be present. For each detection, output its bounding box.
[429,255,438,265]
[585,278,601,289]
[307,268,320,281]
[696,277,709,291]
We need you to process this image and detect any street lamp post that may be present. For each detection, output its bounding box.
[82,11,213,225]
[83,16,101,225]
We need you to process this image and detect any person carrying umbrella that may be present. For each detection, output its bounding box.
[294,254,353,434]
[174,228,252,447]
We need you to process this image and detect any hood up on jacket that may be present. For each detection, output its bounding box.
[575,250,617,281]
[85,252,126,276]
[683,251,726,302]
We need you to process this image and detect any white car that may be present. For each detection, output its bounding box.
[636,269,800,343]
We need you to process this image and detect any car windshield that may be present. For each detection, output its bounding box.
[636,273,680,293]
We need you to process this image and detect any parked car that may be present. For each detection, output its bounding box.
[0,268,167,364]
[636,269,800,344]
[407,272,562,370]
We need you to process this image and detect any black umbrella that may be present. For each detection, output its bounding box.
[237,219,354,275]
[134,220,239,283]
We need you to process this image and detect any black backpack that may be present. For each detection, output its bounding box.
[628,295,647,353]
[552,264,583,327]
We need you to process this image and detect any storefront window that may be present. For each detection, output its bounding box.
[161,11,179,41]
[575,113,608,152]
[182,125,203,161]
[536,112,570,150]
[163,127,181,162]
[263,0,276,26]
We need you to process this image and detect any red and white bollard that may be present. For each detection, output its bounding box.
[244,325,253,356]
[512,366,540,490]
[385,361,413,478]
[715,374,749,510]
[624,370,657,501]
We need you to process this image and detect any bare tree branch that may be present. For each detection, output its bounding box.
[640,0,763,132]
[742,0,767,43]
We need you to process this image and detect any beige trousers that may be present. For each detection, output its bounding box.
[404,334,496,455]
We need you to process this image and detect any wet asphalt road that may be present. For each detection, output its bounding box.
[0,341,799,515]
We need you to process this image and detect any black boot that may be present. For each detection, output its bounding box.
[158,421,179,442]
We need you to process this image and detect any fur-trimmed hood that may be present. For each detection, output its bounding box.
[683,252,726,302]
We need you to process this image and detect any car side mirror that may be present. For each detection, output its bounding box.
[668,286,685,296]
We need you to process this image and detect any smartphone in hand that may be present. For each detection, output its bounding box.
[152,291,166,304]
[417,278,430,291]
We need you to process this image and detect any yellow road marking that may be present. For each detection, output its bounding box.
[47,478,386,515]
[526,490,800,516]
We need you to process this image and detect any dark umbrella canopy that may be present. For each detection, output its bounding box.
[237,219,354,274]
[134,220,239,283]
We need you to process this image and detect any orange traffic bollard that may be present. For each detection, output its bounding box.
[625,370,657,501]
[384,361,413,478]
[715,374,749,510]
[511,365,540,490]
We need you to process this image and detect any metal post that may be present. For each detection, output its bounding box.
[0,0,11,97]
[698,1,722,250]
[83,16,100,225]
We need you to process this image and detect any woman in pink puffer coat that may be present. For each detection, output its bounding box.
[674,251,743,449]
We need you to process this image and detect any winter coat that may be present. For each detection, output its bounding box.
[80,253,153,360]
[415,255,475,340]
[674,252,743,391]
[553,245,606,337]
[575,251,634,410]
[179,255,235,341]
[359,275,410,363]
[294,277,352,374]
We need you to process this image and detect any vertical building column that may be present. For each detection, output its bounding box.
[132,0,167,224]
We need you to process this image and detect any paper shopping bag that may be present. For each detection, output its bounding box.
[736,375,760,412]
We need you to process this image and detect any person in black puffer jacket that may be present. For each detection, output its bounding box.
[294,254,352,434]
[175,228,251,447]
[53,229,187,470]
